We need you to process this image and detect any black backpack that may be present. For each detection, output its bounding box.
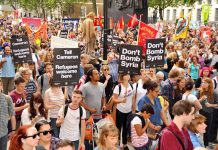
[118,83,134,95]
[63,103,83,134]
[126,113,145,136]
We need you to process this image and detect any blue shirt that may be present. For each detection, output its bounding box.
[189,63,200,80]
[188,130,204,148]
[80,64,84,77]
[0,55,15,77]
[138,95,162,125]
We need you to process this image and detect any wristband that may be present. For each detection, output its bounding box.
[12,129,16,131]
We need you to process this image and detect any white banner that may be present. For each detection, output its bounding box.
[51,36,78,48]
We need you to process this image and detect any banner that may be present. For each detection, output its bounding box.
[189,20,200,29]
[127,14,138,28]
[173,12,192,41]
[22,18,42,29]
[145,38,166,68]
[53,48,80,86]
[201,4,210,24]
[118,44,142,74]
[59,30,69,39]
[138,22,158,55]
[62,18,79,31]
[200,26,212,42]
[51,36,78,48]
[10,35,32,64]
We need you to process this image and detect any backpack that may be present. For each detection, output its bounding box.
[126,113,145,137]
[40,74,44,93]
[157,127,185,150]
[63,103,83,134]
[213,79,217,89]
[118,83,134,96]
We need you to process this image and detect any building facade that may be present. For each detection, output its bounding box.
[163,0,218,22]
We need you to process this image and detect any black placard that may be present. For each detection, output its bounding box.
[10,35,32,64]
[53,48,80,86]
[145,38,166,68]
[59,30,68,39]
[118,44,142,74]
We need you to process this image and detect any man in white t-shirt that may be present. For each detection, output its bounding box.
[134,69,150,111]
[129,104,155,149]
[57,90,86,150]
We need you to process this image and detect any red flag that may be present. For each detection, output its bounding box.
[116,20,120,31]
[109,17,114,29]
[127,14,138,28]
[98,14,103,28]
[119,16,124,29]
[22,18,42,29]
[138,22,158,55]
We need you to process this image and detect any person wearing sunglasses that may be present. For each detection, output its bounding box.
[99,65,113,103]
[35,120,60,150]
[9,125,41,150]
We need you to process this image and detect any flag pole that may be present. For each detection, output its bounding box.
[137,14,143,44]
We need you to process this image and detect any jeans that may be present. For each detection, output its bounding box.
[0,135,8,150]
[1,77,14,94]
[49,118,59,138]
[72,140,79,150]
[116,109,131,145]
[134,144,148,150]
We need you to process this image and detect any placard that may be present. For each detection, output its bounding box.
[10,35,32,64]
[51,36,78,48]
[53,48,80,86]
[118,44,142,74]
[145,38,166,68]
[59,30,69,39]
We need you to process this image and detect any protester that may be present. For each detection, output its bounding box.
[95,123,119,150]
[21,93,47,125]
[44,77,65,138]
[57,140,75,150]
[80,53,90,77]
[106,52,119,85]
[9,125,40,150]
[161,69,180,117]
[57,90,86,150]
[0,81,16,150]
[182,79,203,112]
[129,104,155,150]
[187,114,207,149]
[99,64,113,102]
[80,68,106,118]
[37,62,53,98]
[138,80,168,129]
[159,100,195,150]
[113,72,136,150]
[188,55,200,82]
[197,77,218,146]
[173,76,185,107]
[0,46,15,94]
[35,120,60,150]
[21,68,37,102]
[134,69,150,111]
[10,77,29,129]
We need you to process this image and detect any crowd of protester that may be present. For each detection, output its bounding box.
[0,12,218,150]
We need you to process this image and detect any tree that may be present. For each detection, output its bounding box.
[148,0,197,20]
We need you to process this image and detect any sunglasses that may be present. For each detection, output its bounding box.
[23,133,39,139]
[104,69,109,71]
[40,129,53,136]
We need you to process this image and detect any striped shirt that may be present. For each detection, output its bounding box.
[131,116,148,148]
[45,88,65,119]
